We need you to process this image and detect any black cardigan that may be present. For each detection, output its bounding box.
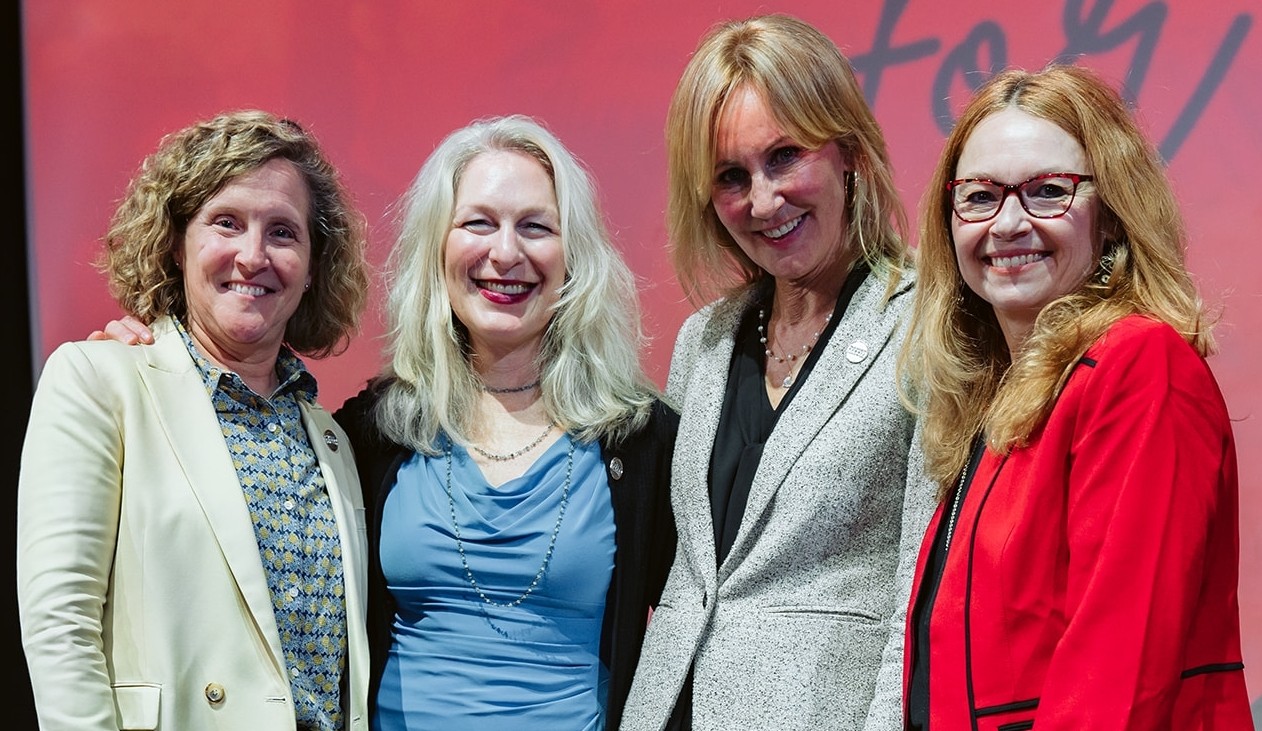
[334,381,679,729]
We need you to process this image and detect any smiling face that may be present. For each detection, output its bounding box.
[951,107,1099,350]
[710,85,853,287]
[178,157,312,364]
[444,150,565,360]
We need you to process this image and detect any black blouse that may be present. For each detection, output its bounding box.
[665,265,870,731]
[707,264,869,566]
[907,435,985,730]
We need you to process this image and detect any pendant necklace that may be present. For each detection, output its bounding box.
[758,308,833,389]
[444,436,574,608]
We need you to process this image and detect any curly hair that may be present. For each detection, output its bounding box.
[901,64,1213,491]
[101,109,368,357]
[373,115,659,454]
[665,13,908,306]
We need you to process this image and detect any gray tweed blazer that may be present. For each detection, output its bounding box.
[620,269,936,731]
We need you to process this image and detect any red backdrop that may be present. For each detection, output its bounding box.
[23,0,1261,711]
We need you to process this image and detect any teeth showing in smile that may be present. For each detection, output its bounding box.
[227,283,268,296]
[763,215,803,240]
[990,252,1047,268]
[478,280,534,295]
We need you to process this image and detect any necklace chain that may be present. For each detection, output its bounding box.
[758,308,833,389]
[943,462,969,554]
[469,422,554,462]
[482,378,541,394]
[944,438,982,553]
[444,436,574,608]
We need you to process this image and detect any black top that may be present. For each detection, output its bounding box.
[907,436,986,730]
[333,381,679,731]
[665,265,870,731]
[707,265,869,565]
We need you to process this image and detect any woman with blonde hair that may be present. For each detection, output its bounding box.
[335,114,678,730]
[901,65,1250,729]
[622,14,934,731]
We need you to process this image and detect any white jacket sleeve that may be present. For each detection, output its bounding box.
[18,342,127,731]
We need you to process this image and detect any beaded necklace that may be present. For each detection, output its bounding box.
[944,437,984,554]
[482,379,541,394]
[943,465,969,554]
[443,437,574,608]
[469,422,554,462]
[757,308,833,389]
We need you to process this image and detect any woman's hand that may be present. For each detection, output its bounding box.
[87,315,153,345]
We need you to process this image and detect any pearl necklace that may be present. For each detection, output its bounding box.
[444,436,574,608]
[469,422,554,462]
[757,308,833,389]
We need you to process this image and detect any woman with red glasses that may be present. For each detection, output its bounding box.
[899,64,1251,730]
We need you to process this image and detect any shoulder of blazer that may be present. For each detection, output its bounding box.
[667,291,754,402]
[41,315,194,385]
[138,315,201,372]
[866,265,916,318]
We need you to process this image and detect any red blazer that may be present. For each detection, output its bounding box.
[903,315,1251,730]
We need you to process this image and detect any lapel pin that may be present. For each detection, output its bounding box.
[609,457,624,480]
[322,430,339,452]
[845,340,869,363]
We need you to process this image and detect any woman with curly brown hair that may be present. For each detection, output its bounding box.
[18,110,372,731]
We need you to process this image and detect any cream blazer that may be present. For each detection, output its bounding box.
[17,317,369,731]
[621,272,936,731]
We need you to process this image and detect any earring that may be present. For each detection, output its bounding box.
[1095,244,1120,286]
[304,282,311,291]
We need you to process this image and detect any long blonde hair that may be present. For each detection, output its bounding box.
[903,64,1213,490]
[374,115,658,454]
[666,13,908,306]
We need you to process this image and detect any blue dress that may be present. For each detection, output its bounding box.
[373,434,615,731]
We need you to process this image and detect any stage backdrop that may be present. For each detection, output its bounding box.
[23,0,1262,713]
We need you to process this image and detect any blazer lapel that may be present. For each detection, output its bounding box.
[674,301,748,583]
[138,318,284,661]
[302,404,364,598]
[721,272,914,576]
[302,401,368,710]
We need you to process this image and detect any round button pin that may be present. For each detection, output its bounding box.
[204,683,226,704]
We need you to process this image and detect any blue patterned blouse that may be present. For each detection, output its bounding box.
[177,320,348,731]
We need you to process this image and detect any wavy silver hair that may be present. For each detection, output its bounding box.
[375,115,659,453]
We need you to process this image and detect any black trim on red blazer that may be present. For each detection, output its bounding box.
[333,380,678,730]
[963,453,1009,731]
[1181,662,1244,679]
[962,356,1097,728]
[976,697,1039,716]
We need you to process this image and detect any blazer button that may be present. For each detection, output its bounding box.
[609,457,624,480]
[323,429,339,452]
[204,683,226,705]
